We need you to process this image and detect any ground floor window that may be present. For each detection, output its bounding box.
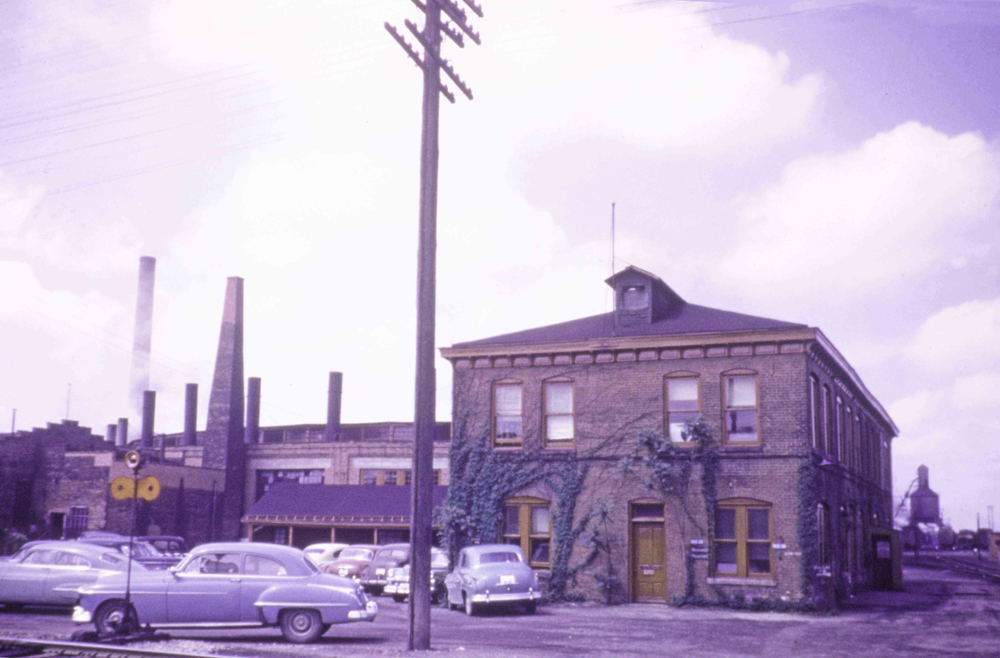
[502,499,551,567]
[714,499,772,577]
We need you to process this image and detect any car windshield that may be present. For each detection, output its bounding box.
[301,555,319,573]
[378,549,407,559]
[478,551,522,564]
[304,548,323,556]
[339,548,373,560]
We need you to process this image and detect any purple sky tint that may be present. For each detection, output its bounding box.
[0,0,998,528]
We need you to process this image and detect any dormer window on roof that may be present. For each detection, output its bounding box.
[623,285,649,311]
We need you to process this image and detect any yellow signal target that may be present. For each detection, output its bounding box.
[137,476,161,502]
[110,476,135,501]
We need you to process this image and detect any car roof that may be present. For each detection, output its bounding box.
[192,542,307,558]
[304,543,348,550]
[375,543,410,551]
[460,544,525,558]
[22,541,121,559]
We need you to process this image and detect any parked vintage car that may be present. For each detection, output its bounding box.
[444,545,540,615]
[0,541,138,608]
[384,547,449,603]
[139,536,189,557]
[361,543,411,594]
[321,545,377,581]
[78,532,180,570]
[74,542,377,643]
[303,543,348,568]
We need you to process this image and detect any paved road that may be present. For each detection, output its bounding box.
[2,567,999,657]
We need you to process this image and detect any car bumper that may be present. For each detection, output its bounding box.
[72,606,93,624]
[470,589,540,604]
[348,600,379,621]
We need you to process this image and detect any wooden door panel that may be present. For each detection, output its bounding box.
[632,523,666,601]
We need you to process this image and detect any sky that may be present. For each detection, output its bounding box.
[0,0,998,530]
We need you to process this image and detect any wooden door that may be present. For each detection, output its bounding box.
[632,522,666,601]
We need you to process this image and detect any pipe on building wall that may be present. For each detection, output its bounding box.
[141,390,155,448]
[106,424,117,445]
[326,372,342,441]
[116,417,128,448]
[184,383,198,446]
[245,377,261,444]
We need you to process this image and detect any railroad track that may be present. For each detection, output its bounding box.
[0,637,227,658]
[905,553,1000,583]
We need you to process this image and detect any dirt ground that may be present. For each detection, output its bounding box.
[2,566,999,657]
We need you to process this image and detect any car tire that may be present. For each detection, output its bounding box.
[392,594,406,603]
[94,600,138,636]
[280,609,324,644]
[464,593,477,616]
[369,586,384,596]
[525,601,537,615]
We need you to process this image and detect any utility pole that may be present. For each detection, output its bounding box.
[386,0,481,651]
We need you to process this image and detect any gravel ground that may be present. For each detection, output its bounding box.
[2,567,999,657]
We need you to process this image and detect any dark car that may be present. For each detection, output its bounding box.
[360,543,410,595]
[139,536,189,557]
[78,532,180,570]
[321,545,378,581]
[384,547,448,603]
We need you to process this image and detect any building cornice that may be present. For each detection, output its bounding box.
[440,327,818,360]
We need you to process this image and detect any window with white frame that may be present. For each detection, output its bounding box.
[666,376,699,444]
[543,381,574,447]
[724,375,758,444]
[494,383,523,447]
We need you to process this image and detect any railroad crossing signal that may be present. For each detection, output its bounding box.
[110,475,160,502]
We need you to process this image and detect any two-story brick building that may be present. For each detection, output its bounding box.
[441,266,898,605]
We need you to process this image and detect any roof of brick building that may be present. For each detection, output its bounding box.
[245,483,448,520]
[453,304,807,348]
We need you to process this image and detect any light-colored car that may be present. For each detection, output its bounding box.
[303,543,349,568]
[321,545,377,581]
[444,545,541,616]
[384,547,449,603]
[0,541,137,608]
[74,542,377,643]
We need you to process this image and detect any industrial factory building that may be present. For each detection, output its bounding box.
[0,259,449,548]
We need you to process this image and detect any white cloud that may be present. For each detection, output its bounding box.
[0,171,43,234]
[952,371,1000,409]
[904,298,1000,374]
[711,122,1000,304]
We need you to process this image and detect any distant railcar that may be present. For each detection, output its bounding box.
[937,526,956,551]
[956,530,977,550]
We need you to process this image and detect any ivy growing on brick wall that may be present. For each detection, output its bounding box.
[435,429,603,600]
[618,418,719,603]
[797,457,820,606]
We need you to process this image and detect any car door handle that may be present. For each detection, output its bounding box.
[229,577,240,582]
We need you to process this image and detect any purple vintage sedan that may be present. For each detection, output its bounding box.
[0,541,136,608]
[444,544,541,615]
[74,542,377,643]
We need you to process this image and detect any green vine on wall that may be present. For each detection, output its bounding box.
[618,418,719,603]
[797,457,820,607]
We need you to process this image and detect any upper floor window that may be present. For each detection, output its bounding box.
[623,285,649,310]
[544,381,574,447]
[494,382,523,447]
[724,375,758,444]
[809,375,822,451]
[714,499,772,577]
[665,376,699,444]
[835,397,845,462]
[823,385,834,458]
[502,499,551,567]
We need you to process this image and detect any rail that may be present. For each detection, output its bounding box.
[904,553,1000,583]
[0,637,230,658]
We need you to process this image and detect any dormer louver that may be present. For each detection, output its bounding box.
[605,265,686,329]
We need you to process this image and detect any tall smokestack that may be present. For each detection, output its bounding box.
[184,383,198,446]
[106,424,117,445]
[245,377,261,444]
[129,256,156,415]
[141,390,156,448]
[326,372,342,442]
[116,417,128,448]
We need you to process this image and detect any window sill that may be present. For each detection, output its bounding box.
[542,443,575,450]
[706,577,776,587]
[720,443,763,451]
